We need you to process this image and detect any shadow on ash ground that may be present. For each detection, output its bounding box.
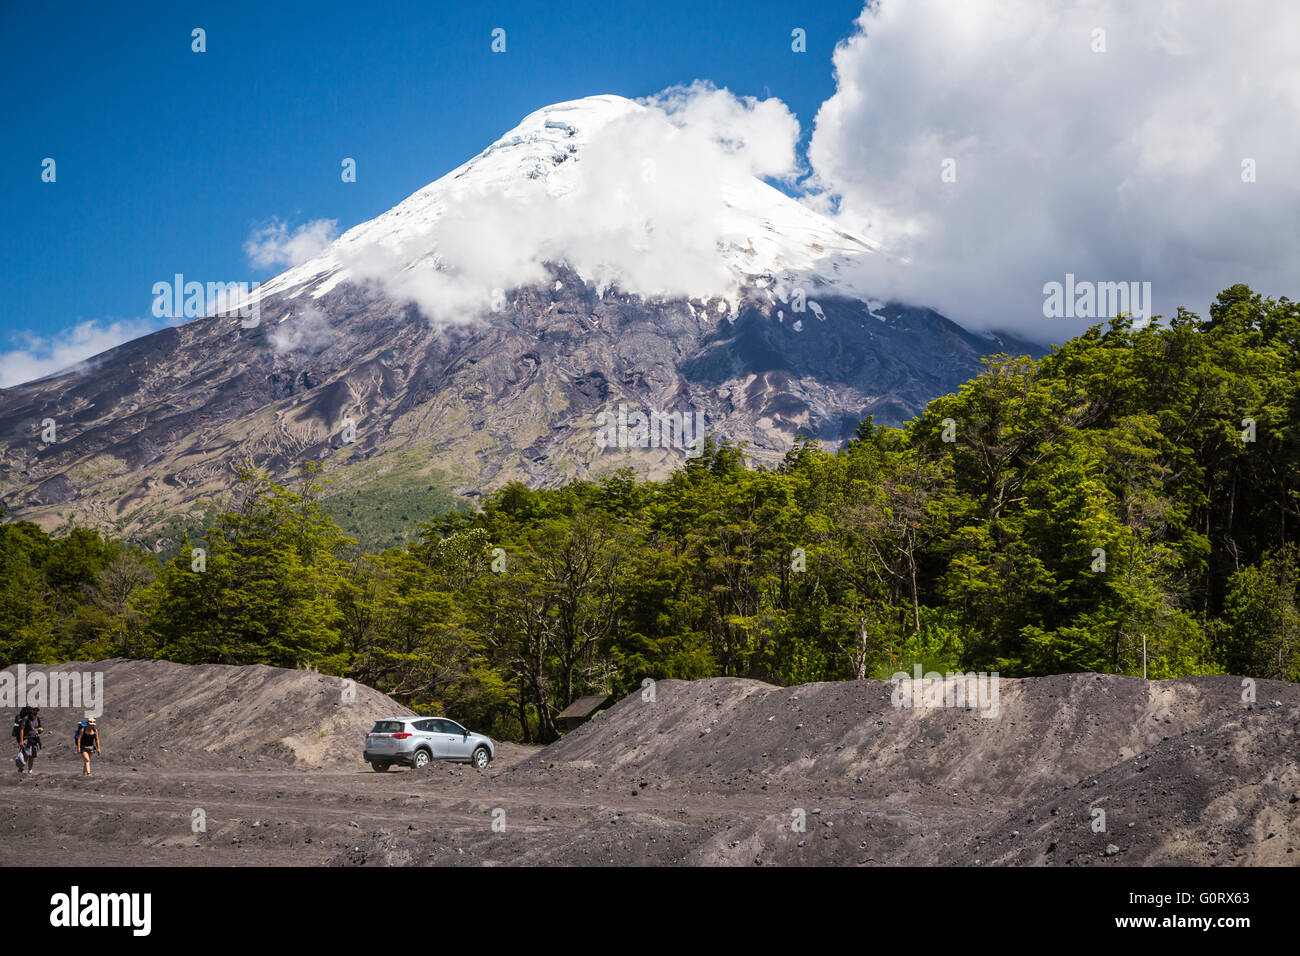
[1,661,1296,866]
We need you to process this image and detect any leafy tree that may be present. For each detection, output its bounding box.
[1222,546,1300,681]
[145,465,350,669]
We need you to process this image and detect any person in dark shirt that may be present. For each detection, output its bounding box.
[16,707,41,775]
[77,718,101,776]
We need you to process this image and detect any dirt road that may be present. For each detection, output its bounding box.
[0,744,1009,867]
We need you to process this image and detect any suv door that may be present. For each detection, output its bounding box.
[412,719,444,757]
[437,719,474,760]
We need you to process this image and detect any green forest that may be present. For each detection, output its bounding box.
[3,285,1298,742]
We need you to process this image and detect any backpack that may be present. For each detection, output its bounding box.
[11,707,32,741]
[75,720,88,744]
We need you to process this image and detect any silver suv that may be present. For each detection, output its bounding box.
[364,716,495,772]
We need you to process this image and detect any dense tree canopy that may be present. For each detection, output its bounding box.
[3,286,1297,741]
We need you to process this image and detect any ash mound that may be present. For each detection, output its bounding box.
[14,659,411,769]
[342,673,1299,866]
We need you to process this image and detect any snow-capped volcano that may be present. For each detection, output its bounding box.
[0,95,1040,551]
[252,94,882,317]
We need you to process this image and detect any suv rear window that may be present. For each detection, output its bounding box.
[370,721,406,733]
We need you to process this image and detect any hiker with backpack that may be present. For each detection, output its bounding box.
[75,717,101,776]
[14,706,41,775]
[12,705,30,773]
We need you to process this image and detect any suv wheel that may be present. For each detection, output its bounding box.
[370,761,390,773]
[472,747,490,770]
[412,749,432,770]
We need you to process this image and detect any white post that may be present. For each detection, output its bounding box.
[1142,635,1147,680]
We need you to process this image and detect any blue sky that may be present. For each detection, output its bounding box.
[0,0,864,380]
[5,1,1298,383]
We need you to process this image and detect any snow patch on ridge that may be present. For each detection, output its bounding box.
[248,94,884,322]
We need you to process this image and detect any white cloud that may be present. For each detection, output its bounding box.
[245,218,339,270]
[0,318,159,387]
[326,87,807,322]
[5,91,802,386]
[650,81,802,181]
[270,304,335,354]
[807,0,1300,336]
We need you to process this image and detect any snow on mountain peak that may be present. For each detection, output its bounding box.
[252,92,881,320]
